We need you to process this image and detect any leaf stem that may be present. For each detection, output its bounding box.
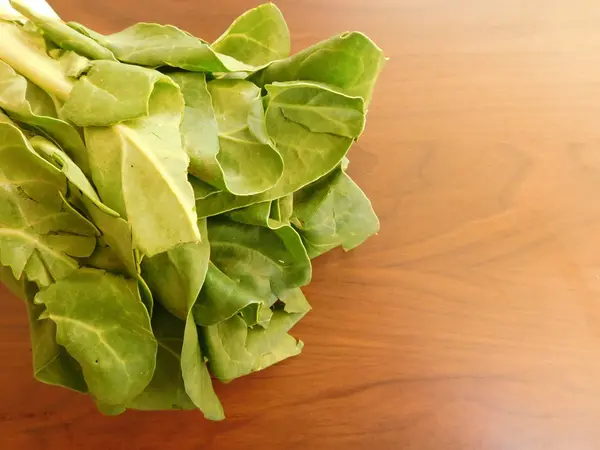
[0,22,72,101]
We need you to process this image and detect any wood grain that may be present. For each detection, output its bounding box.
[3,0,600,448]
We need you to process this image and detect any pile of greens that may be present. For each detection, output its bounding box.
[0,0,385,419]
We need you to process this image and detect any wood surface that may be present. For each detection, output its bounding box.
[3,0,600,449]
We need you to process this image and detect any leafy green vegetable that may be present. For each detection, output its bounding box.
[0,264,88,391]
[0,0,384,420]
[195,81,365,217]
[0,58,90,174]
[11,0,116,61]
[141,220,224,419]
[292,166,379,258]
[35,268,156,407]
[68,22,255,73]
[252,31,386,106]
[212,3,290,66]
[0,121,95,285]
[171,73,283,195]
[69,61,201,256]
[203,287,310,381]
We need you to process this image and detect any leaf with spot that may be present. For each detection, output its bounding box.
[34,268,157,407]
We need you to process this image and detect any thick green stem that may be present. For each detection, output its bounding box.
[0,22,72,101]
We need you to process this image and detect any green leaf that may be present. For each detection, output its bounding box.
[29,135,118,217]
[0,59,90,174]
[66,61,200,256]
[212,3,290,66]
[203,287,310,381]
[68,21,255,73]
[292,166,379,258]
[209,217,310,301]
[142,239,207,321]
[0,264,88,391]
[193,217,311,327]
[128,305,196,411]
[181,306,224,420]
[139,219,224,419]
[195,81,365,217]
[34,268,157,406]
[252,31,386,105]
[0,122,95,285]
[62,60,175,127]
[80,237,129,275]
[206,79,283,195]
[10,0,116,61]
[193,262,262,327]
[167,73,219,182]
[170,74,283,196]
[81,201,137,276]
[28,292,89,393]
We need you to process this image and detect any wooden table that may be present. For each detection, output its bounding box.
[3,0,600,448]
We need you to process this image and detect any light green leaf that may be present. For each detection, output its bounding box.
[62,60,174,127]
[52,49,92,77]
[0,122,95,285]
[213,3,290,66]
[170,73,283,196]
[0,59,90,174]
[142,239,207,321]
[193,217,311,327]
[81,200,137,276]
[140,219,224,419]
[167,73,219,182]
[0,264,88,391]
[203,287,310,381]
[195,81,365,217]
[206,79,283,195]
[208,217,310,301]
[225,197,309,328]
[181,306,224,420]
[188,176,221,200]
[277,194,294,222]
[203,315,254,380]
[128,305,196,411]
[81,237,129,275]
[193,262,262,327]
[35,268,157,406]
[10,0,116,61]
[68,62,200,256]
[292,166,379,258]
[68,21,255,73]
[29,135,118,217]
[252,31,386,105]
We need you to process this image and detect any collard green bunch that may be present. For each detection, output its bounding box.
[0,0,385,419]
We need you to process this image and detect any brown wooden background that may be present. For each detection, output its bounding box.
[3,0,600,448]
